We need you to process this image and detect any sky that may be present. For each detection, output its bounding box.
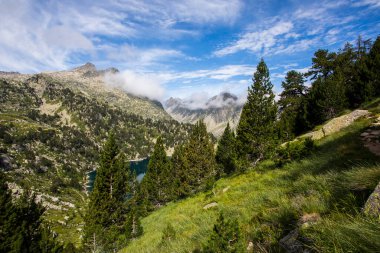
[0,0,379,102]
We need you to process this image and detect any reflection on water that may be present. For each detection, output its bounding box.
[86,158,149,192]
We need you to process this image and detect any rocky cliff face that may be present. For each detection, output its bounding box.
[165,92,243,137]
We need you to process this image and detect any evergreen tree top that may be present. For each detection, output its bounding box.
[252,58,273,91]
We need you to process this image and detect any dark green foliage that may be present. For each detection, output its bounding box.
[173,120,217,198]
[161,223,176,242]
[124,171,143,241]
[124,206,143,241]
[141,136,172,207]
[83,132,129,252]
[216,123,238,175]
[201,213,241,253]
[306,50,348,125]
[275,138,315,166]
[170,144,189,198]
[307,49,336,80]
[278,70,308,140]
[0,172,64,253]
[303,36,378,129]
[367,36,380,97]
[236,59,278,165]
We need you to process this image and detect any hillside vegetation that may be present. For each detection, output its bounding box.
[0,66,192,246]
[122,103,380,252]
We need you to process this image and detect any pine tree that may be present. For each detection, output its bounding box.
[170,144,191,198]
[83,132,128,252]
[236,59,278,165]
[215,123,238,175]
[0,172,63,253]
[0,172,16,253]
[278,70,308,140]
[367,36,380,97]
[182,120,217,195]
[202,213,241,253]
[140,136,171,207]
[125,171,143,240]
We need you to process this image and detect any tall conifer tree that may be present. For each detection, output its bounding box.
[183,120,217,194]
[216,123,237,175]
[236,59,277,165]
[124,171,143,240]
[368,36,380,97]
[83,132,128,252]
[170,144,190,198]
[141,136,171,207]
[278,71,307,140]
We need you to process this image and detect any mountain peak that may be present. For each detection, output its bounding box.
[72,62,96,73]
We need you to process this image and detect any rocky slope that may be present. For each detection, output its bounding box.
[165,92,243,137]
[0,63,191,245]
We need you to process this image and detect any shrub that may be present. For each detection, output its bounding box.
[275,138,315,166]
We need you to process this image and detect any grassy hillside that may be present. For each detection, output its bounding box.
[0,74,191,246]
[122,106,380,252]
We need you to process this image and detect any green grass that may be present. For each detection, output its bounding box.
[121,116,380,253]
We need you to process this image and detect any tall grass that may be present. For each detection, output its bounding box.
[121,117,380,253]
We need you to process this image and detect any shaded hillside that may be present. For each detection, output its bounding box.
[0,65,192,245]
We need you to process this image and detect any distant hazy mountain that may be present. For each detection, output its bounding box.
[165,92,243,137]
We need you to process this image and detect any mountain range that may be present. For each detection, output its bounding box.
[165,92,243,137]
[0,63,192,245]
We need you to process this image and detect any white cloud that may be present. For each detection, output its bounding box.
[214,21,293,57]
[104,70,165,100]
[0,0,242,72]
[113,0,242,25]
[159,65,255,82]
[106,44,184,68]
[0,0,94,72]
[352,0,380,8]
[168,90,247,110]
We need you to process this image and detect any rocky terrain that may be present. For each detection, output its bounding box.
[0,63,192,245]
[165,92,243,137]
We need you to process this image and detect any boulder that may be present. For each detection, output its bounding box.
[279,229,303,253]
[364,181,380,218]
[0,154,12,170]
[203,202,218,210]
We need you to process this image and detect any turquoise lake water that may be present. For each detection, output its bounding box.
[86,158,149,192]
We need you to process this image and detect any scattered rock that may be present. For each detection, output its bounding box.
[0,154,12,170]
[57,220,66,225]
[246,241,254,252]
[203,202,218,209]
[302,110,369,140]
[279,229,303,253]
[364,181,380,218]
[299,213,321,228]
[361,126,380,156]
[222,186,230,193]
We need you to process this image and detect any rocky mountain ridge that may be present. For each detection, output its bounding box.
[0,63,192,245]
[165,92,243,137]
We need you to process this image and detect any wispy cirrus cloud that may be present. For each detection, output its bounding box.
[104,44,185,68]
[214,21,294,57]
[157,64,255,82]
[0,0,242,72]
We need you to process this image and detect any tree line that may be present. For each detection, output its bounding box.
[83,35,380,252]
[2,35,378,252]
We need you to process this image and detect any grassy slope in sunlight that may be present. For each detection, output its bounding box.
[122,106,380,253]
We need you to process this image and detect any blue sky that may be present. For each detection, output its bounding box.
[0,0,379,101]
